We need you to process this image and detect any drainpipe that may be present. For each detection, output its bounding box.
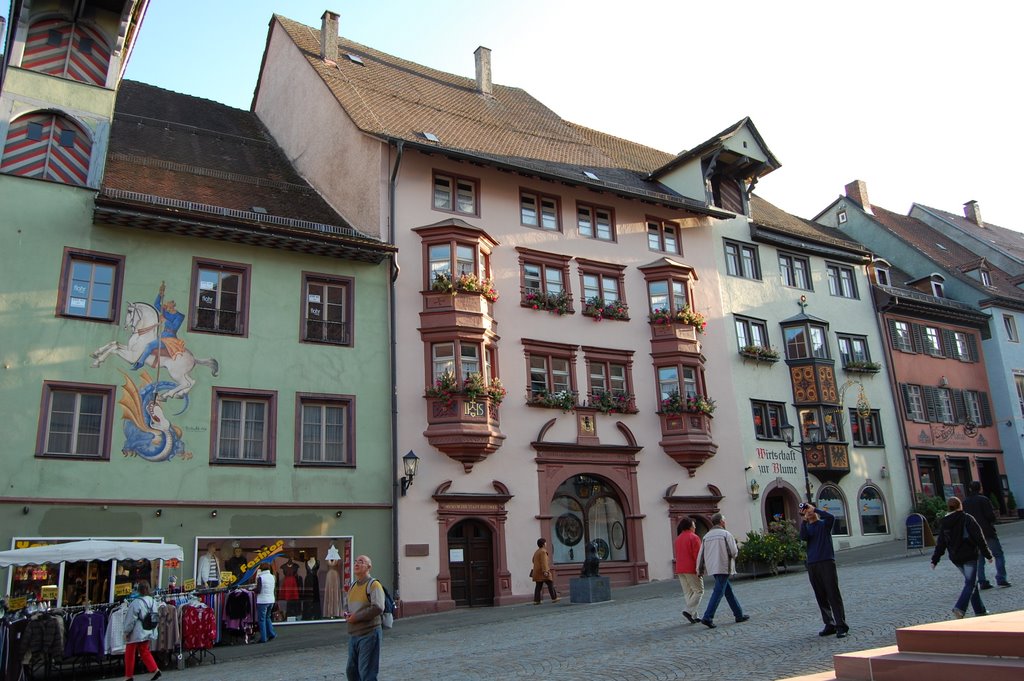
[388,140,404,600]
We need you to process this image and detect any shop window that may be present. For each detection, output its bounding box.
[211,388,276,464]
[751,400,786,440]
[576,203,615,241]
[858,486,889,534]
[520,190,560,230]
[37,381,115,459]
[815,485,849,535]
[191,258,250,336]
[23,17,111,85]
[849,409,883,446]
[302,274,352,346]
[296,394,353,466]
[646,217,680,254]
[2,112,92,186]
[433,172,478,216]
[57,248,124,322]
[549,475,627,563]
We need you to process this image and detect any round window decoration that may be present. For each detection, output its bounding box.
[592,538,610,560]
[555,514,583,546]
[611,521,625,550]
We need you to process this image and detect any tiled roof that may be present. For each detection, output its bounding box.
[914,203,1024,261]
[100,81,393,262]
[271,15,715,212]
[869,204,1024,302]
[750,195,866,253]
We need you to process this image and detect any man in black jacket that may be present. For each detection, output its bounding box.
[963,481,1011,588]
[931,496,994,618]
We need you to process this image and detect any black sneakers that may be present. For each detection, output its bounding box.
[818,625,837,637]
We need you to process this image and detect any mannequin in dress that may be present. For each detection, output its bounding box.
[279,553,302,618]
[302,555,322,620]
[322,544,343,618]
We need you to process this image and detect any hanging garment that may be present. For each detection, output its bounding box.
[301,558,323,620]
[64,610,105,659]
[181,605,216,651]
[323,561,343,618]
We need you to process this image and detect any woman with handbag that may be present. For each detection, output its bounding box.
[931,495,994,619]
[123,580,161,681]
[531,538,559,605]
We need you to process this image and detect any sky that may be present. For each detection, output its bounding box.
[5,1,1021,229]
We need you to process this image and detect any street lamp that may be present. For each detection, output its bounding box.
[781,423,817,503]
[400,450,420,496]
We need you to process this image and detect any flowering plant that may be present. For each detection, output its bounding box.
[583,297,629,322]
[648,306,707,333]
[587,390,638,414]
[425,371,461,410]
[740,344,780,360]
[431,272,499,302]
[523,289,572,315]
[659,390,716,416]
[527,389,578,412]
[426,371,506,408]
[843,359,881,372]
[486,377,507,405]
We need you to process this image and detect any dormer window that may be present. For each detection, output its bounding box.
[932,280,945,298]
[980,270,992,287]
[874,267,890,286]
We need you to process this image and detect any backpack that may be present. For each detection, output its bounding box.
[139,597,160,630]
[369,579,395,629]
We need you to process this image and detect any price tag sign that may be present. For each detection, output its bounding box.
[40,585,58,601]
[7,596,27,611]
[183,578,196,592]
[219,573,236,587]
[164,558,180,569]
[114,582,132,597]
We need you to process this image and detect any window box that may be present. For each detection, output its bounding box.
[430,272,499,302]
[659,391,716,416]
[842,361,881,374]
[582,297,629,322]
[526,390,578,412]
[649,306,706,333]
[739,346,780,363]
[657,411,717,477]
[585,391,638,415]
[523,290,572,315]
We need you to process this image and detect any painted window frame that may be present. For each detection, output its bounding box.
[778,252,812,290]
[520,189,561,231]
[849,408,884,447]
[783,322,830,360]
[36,380,115,460]
[576,202,616,242]
[432,171,479,217]
[300,272,353,347]
[735,316,770,351]
[523,339,577,400]
[430,340,484,383]
[210,387,277,465]
[857,484,890,535]
[751,399,787,440]
[189,257,250,337]
[582,346,635,405]
[815,484,850,536]
[723,239,761,280]
[577,258,627,319]
[656,361,705,402]
[56,247,124,323]
[646,217,681,255]
[1004,314,1019,343]
[826,262,858,299]
[295,392,355,467]
[517,248,573,312]
[836,334,871,367]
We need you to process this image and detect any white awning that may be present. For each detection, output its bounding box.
[0,540,184,567]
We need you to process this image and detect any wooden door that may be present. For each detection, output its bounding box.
[448,519,494,607]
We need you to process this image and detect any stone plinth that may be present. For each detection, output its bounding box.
[569,576,611,604]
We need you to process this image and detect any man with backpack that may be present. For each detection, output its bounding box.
[344,554,385,681]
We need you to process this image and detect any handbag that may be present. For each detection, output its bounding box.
[529,569,533,578]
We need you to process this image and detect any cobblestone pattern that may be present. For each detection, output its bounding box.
[173,525,1024,681]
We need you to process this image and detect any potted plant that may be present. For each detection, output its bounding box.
[736,531,784,576]
[583,296,629,322]
[659,390,715,416]
[739,344,780,361]
[425,371,461,410]
[431,272,499,302]
[843,359,881,373]
[648,306,707,333]
[527,389,577,412]
[523,289,572,315]
[587,390,638,414]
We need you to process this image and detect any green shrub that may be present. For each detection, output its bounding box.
[915,493,947,532]
[736,530,784,574]
[768,518,806,564]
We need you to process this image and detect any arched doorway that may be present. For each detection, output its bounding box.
[447,519,494,607]
[763,482,800,526]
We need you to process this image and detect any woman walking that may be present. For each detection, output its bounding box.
[931,496,994,618]
[123,580,161,681]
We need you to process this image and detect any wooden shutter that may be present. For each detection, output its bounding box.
[979,393,992,426]
[952,389,966,423]
[967,334,979,362]
[923,386,939,422]
[900,384,911,417]
[941,330,956,359]
[911,324,926,353]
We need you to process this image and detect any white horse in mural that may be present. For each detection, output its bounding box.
[90,302,219,400]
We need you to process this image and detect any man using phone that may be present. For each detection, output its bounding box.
[800,502,849,638]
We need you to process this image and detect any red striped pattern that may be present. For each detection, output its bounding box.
[1,113,91,186]
[23,18,110,86]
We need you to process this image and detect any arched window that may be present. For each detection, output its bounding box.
[858,485,889,534]
[23,17,111,86]
[815,485,849,535]
[549,475,626,564]
[1,112,91,186]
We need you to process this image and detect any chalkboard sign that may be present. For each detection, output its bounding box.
[906,513,925,552]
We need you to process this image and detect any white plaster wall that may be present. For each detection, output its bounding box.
[253,22,387,237]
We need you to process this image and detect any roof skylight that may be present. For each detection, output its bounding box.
[345,54,364,65]
[421,132,440,142]
[583,170,599,180]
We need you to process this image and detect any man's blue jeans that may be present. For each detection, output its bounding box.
[701,574,744,622]
[954,560,985,614]
[346,628,381,681]
[977,536,1007,585]
[256,602,276,642]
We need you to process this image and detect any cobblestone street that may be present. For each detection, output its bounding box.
[173,522,1024,681]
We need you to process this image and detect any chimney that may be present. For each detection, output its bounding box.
[963,200,984,227]
[844,180,872,215]
[320,10,339,63]
[474,46,492,97]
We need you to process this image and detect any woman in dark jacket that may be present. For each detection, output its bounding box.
[931,496,993,618]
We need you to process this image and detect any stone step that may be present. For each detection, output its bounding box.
[894,611,1024,658]
[832,645,899,680]
[774,671,838,681]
